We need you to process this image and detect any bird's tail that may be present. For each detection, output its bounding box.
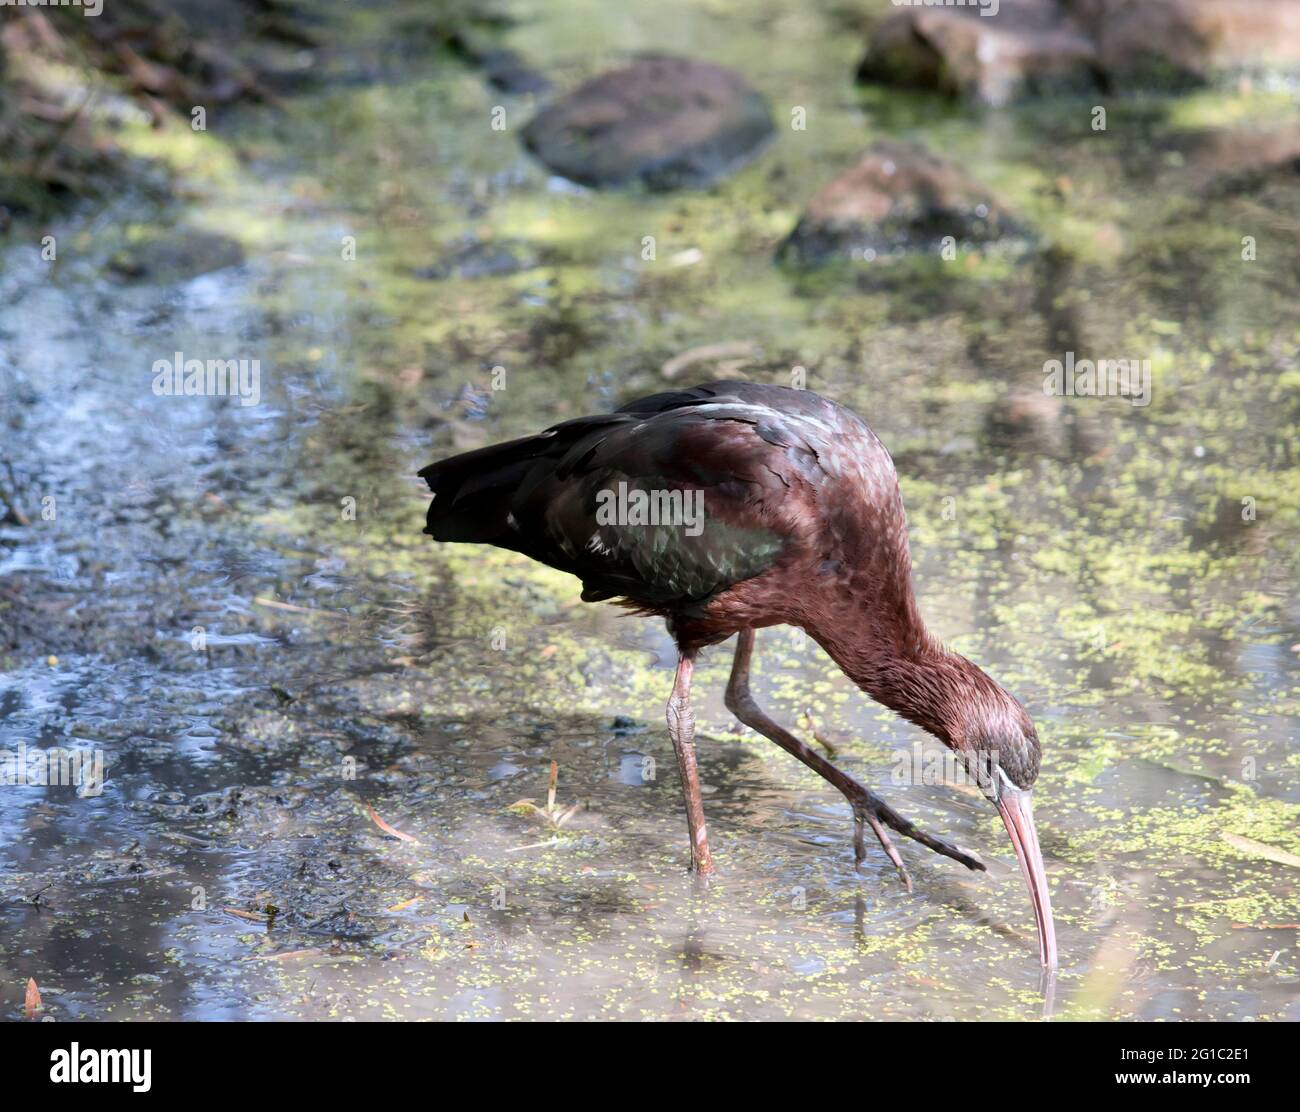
[417,433,551,545]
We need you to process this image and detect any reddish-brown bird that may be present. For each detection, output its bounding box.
[420,381,1057,968]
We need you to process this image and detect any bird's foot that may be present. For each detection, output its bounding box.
[853,804,912,891]
[850,791,985,883]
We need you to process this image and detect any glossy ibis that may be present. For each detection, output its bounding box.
[420,382,1057,969]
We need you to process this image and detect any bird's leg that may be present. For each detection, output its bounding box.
[724,629,984,886]
[666,654,715,876]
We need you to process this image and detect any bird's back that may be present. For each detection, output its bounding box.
[420,382,909,632]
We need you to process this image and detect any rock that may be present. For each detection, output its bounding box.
[1070,0,1300,87]
[857,0,1099,107]
[1173,124,1300,195]
[108,228,244,283]
[414,237,541,281]
[476,48,551,95]
[778,142,1021,265]
[522,55,775,190]
[858,0,1300,102]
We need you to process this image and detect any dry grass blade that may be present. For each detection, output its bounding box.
[1221,832,1300,869]
[509,762,581,831]
[505,837,562,853]
[254,596,346,619]
[552,802,583,828]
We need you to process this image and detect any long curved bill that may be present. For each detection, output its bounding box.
[997,786,1058,970]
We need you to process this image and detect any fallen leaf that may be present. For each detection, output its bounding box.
[386,897,422,913]
[24,978,40,1019]
[366,803,420,844]
[223,907,268,922]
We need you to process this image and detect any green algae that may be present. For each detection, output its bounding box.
[1,0,1297,1022]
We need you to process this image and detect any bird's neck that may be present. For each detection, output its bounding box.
[810,611,994,749]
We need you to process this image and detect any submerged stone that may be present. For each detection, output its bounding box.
[414,237,542,281]
[521,55,775,190]
[777,142,1021,265]
[108,228,245,283]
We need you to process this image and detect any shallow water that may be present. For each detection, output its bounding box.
[1,0,1297,1020]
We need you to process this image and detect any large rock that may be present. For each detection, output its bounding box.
[778,142,1021,264]
[858,0,1300,102]
[522,55,774,190]
[857,0,1099,107]
[1070,0,1300,87]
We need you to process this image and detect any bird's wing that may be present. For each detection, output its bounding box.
[420,382,860,609]
[507,391,831,608]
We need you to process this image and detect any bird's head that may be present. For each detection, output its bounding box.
[818,637,1059,969]
[948,678,1057,971]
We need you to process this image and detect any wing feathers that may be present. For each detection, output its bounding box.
[419,382,852,608]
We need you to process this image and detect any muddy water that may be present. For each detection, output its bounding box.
[1,0,1298,1020]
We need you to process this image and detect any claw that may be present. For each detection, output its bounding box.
[850,790,986,878]
[854,805,913,891]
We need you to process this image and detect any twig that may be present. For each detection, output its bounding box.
[800,706,838,757]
